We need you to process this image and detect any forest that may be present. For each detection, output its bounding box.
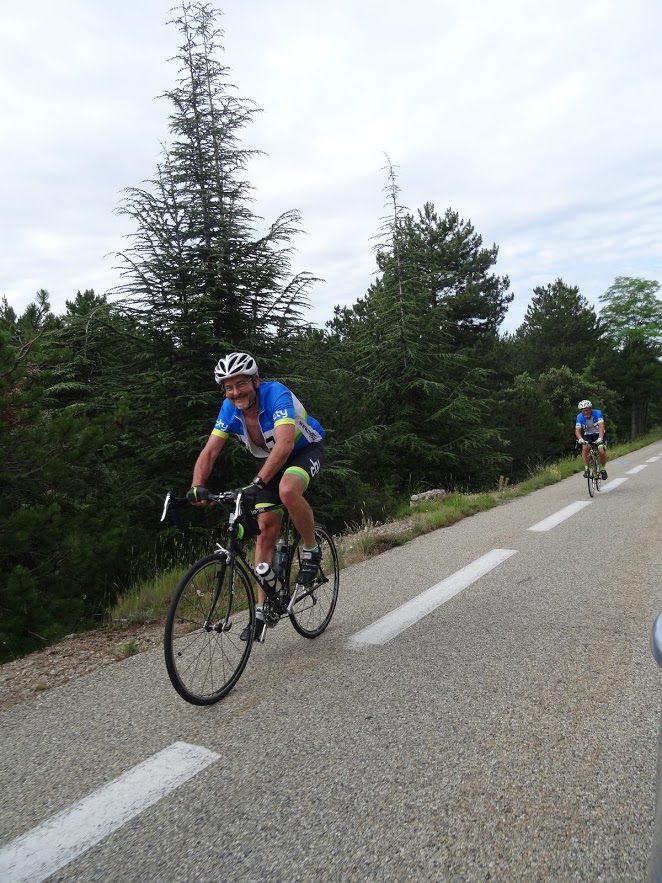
[2,3,662,661]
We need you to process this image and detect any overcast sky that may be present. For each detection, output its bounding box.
[2,0,661,333]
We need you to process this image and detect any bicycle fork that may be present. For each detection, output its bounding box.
[203,551,235,634]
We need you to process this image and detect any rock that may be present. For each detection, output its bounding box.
[410,489,448,506]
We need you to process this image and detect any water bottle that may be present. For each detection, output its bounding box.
[273,539,289,582]
[255,562,282,594]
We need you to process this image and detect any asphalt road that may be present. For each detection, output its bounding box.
[2,443,662,882]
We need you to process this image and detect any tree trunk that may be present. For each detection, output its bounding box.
[631,400,648,439]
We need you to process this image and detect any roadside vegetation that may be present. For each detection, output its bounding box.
[110,428,662,629]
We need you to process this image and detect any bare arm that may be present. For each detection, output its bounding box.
[192,433,226,487]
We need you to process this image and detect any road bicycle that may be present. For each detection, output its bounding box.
[583,440,603,497]
[160,489,340,705]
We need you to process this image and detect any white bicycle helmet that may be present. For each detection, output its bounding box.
[214,352,258,385]
[578,399,592,409]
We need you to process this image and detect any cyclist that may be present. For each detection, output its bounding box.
[187,352,326,642]
[575,399,608,480]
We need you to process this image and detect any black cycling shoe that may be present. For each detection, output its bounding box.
[240,616,265,643]
[295,548,322,585]
[583,469,590,478]
[601,470,608,480]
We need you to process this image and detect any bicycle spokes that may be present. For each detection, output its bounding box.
[164,555,255,705]
[288,525,339,638]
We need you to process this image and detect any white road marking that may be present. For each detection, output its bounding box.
[599,477,628,493]
[528,501,591,532]
[646,456,661,462]
[0,742,219,883]
[626,464,648,474]
[347,549,517,648]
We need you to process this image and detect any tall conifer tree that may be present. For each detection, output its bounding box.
[109,2,318,490]
[327,165,508,492]
[512,278,602,376]
[115,2,314,348]
[599,276,662,438]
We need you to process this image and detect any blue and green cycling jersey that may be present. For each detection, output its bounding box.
[576,409,604,436]
[212,380,325,459]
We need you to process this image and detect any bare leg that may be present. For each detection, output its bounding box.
[278,474,316,547]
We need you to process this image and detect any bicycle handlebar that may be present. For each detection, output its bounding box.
[160,488,251,523]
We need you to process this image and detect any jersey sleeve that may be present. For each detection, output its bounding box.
[269,384,296,428]
[212,399,239,438]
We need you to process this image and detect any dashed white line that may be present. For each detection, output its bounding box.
[646,456,661,463]
[347,549,517,648]
[0,742,219,883]
[599,477,628,493]
[626,464,648,475]
[528,501,591,533]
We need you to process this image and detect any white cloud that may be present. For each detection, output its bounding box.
[1,0,661,334]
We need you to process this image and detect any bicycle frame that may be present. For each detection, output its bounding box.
[223,495,327,619]
[586,442,602,496]
[162,490,324,621]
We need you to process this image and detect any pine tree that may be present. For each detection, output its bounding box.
[513,278,602,376]
[599,276,662,438]
[114,2,316,349]
[0,293,137,660]
[392,203,513,347]
[325,166,509,494]
[107,1,320,494]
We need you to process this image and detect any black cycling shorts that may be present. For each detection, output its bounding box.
[255,443,325,509]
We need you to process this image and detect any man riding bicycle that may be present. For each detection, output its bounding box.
[575,399,608,480]
[187,352,326,642]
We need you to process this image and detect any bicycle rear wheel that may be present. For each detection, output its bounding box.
[164,553,254,705]
[288,524,339,638]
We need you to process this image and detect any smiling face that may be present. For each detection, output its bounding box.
[222,374,259,410]
[581,406,593,418]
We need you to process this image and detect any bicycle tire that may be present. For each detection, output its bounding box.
[595,469,602,492]
[164,553,255,705]
[587,451,595,498]
[288,524,340,638]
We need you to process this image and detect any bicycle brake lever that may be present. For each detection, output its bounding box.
[161,492,190,534]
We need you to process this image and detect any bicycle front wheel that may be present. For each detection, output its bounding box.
[288,524,340,638]
[587,453,595,498]
[164,553,255,705]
